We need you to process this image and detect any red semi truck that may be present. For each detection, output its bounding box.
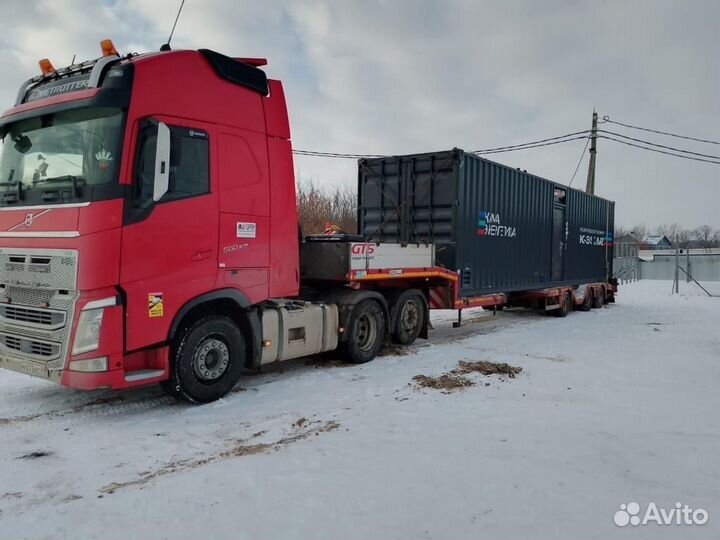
[0,42,615,402]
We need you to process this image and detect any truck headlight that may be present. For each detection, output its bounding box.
[72,308,104,355]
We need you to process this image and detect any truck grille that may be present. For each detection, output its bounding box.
[0,332,60,359]
[0,304,65,330]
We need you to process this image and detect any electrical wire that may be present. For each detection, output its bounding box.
[599,136,720,165]
[568,136,591,187]
[601,116,720,146]
[293,129,592,159]
[292,149,386,159]
[474,136,591,155]
[471,130,590,154]
[598,129,720,160]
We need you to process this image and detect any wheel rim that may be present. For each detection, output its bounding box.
[400,299,420,334]
[192,337,230,382]
[355,312,378,352]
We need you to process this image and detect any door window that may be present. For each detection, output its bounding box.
[133,121,209,207]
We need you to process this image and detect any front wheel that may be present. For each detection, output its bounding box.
[340,299,386,364]
[162,315,245,403]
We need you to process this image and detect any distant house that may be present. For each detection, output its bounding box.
[642,235,673,250]
[613,234,640,258]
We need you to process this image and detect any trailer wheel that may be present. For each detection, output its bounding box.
[553,292,572,318]
[577,289,593,312]
[340,299,386,364]
[390,290,426,346]
[592,288,605,309]
[162,315,245,403]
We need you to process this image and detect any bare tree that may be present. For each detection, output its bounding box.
[693,225,718,249]
[614,225,631,239]
[675,229,692,248]
[630,224,648,242]
[297,179,357,235]
[656,223,679,239]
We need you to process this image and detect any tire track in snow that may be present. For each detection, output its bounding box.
[98,419,341,495]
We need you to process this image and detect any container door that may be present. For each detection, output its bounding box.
[551,205,566,281]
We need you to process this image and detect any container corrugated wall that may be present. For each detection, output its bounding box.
[565,189,614,282]
[358,150,457,246]
[358,148,615,297]
[455,155,554,295]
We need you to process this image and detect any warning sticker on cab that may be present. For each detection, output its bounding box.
[148,292,164,318]
[236,222,257,238]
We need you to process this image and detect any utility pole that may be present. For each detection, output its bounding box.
[585,110,598,194]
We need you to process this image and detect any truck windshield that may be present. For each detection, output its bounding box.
[0,107,124,206]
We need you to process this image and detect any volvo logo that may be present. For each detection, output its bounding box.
[6,208,53,233]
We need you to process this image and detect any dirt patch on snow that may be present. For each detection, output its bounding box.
[412,360,523,393]
[412,374,475,393]
[454,360,522,378]
[98,419,340,495]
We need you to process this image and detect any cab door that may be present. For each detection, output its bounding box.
[120,117,218,352]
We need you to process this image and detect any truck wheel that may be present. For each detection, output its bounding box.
[577,289,592,312]
[592,288,605,309]
[340,299,386,364]
[553,292,572,318]
[163,315,245,403]
[391,290,426,346]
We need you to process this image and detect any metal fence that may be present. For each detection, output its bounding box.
[638,254,720,282]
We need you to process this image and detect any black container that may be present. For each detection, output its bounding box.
[358,148,614,297]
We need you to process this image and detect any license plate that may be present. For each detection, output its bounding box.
[0,353,48,377]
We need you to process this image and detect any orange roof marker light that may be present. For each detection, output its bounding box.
[100,39,119,57]
[38,58,56,76]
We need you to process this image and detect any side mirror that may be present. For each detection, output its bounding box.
[153,122,170,201]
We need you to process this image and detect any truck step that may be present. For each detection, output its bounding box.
[124,369,165,382]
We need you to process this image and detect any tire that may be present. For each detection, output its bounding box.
[340,299,386,364]
[162,315,245,403]
[390,290,426,346]
[592,288,605,309]
[553,292,572,318]
[577,288,592,312]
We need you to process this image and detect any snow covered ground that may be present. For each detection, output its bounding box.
[1,280,719,540]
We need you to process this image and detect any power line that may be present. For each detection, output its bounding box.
[568,136,591,187]
[601,116,720,146]
[474,136,590,155]
[293,129,592,159]
[599,136,720,165]
[471,130,590,154]
[598,129,720,160]
[292,149,386,159]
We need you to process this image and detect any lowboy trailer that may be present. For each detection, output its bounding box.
[0,41,615,402]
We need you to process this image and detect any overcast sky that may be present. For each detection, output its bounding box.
[1,0,718,229]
